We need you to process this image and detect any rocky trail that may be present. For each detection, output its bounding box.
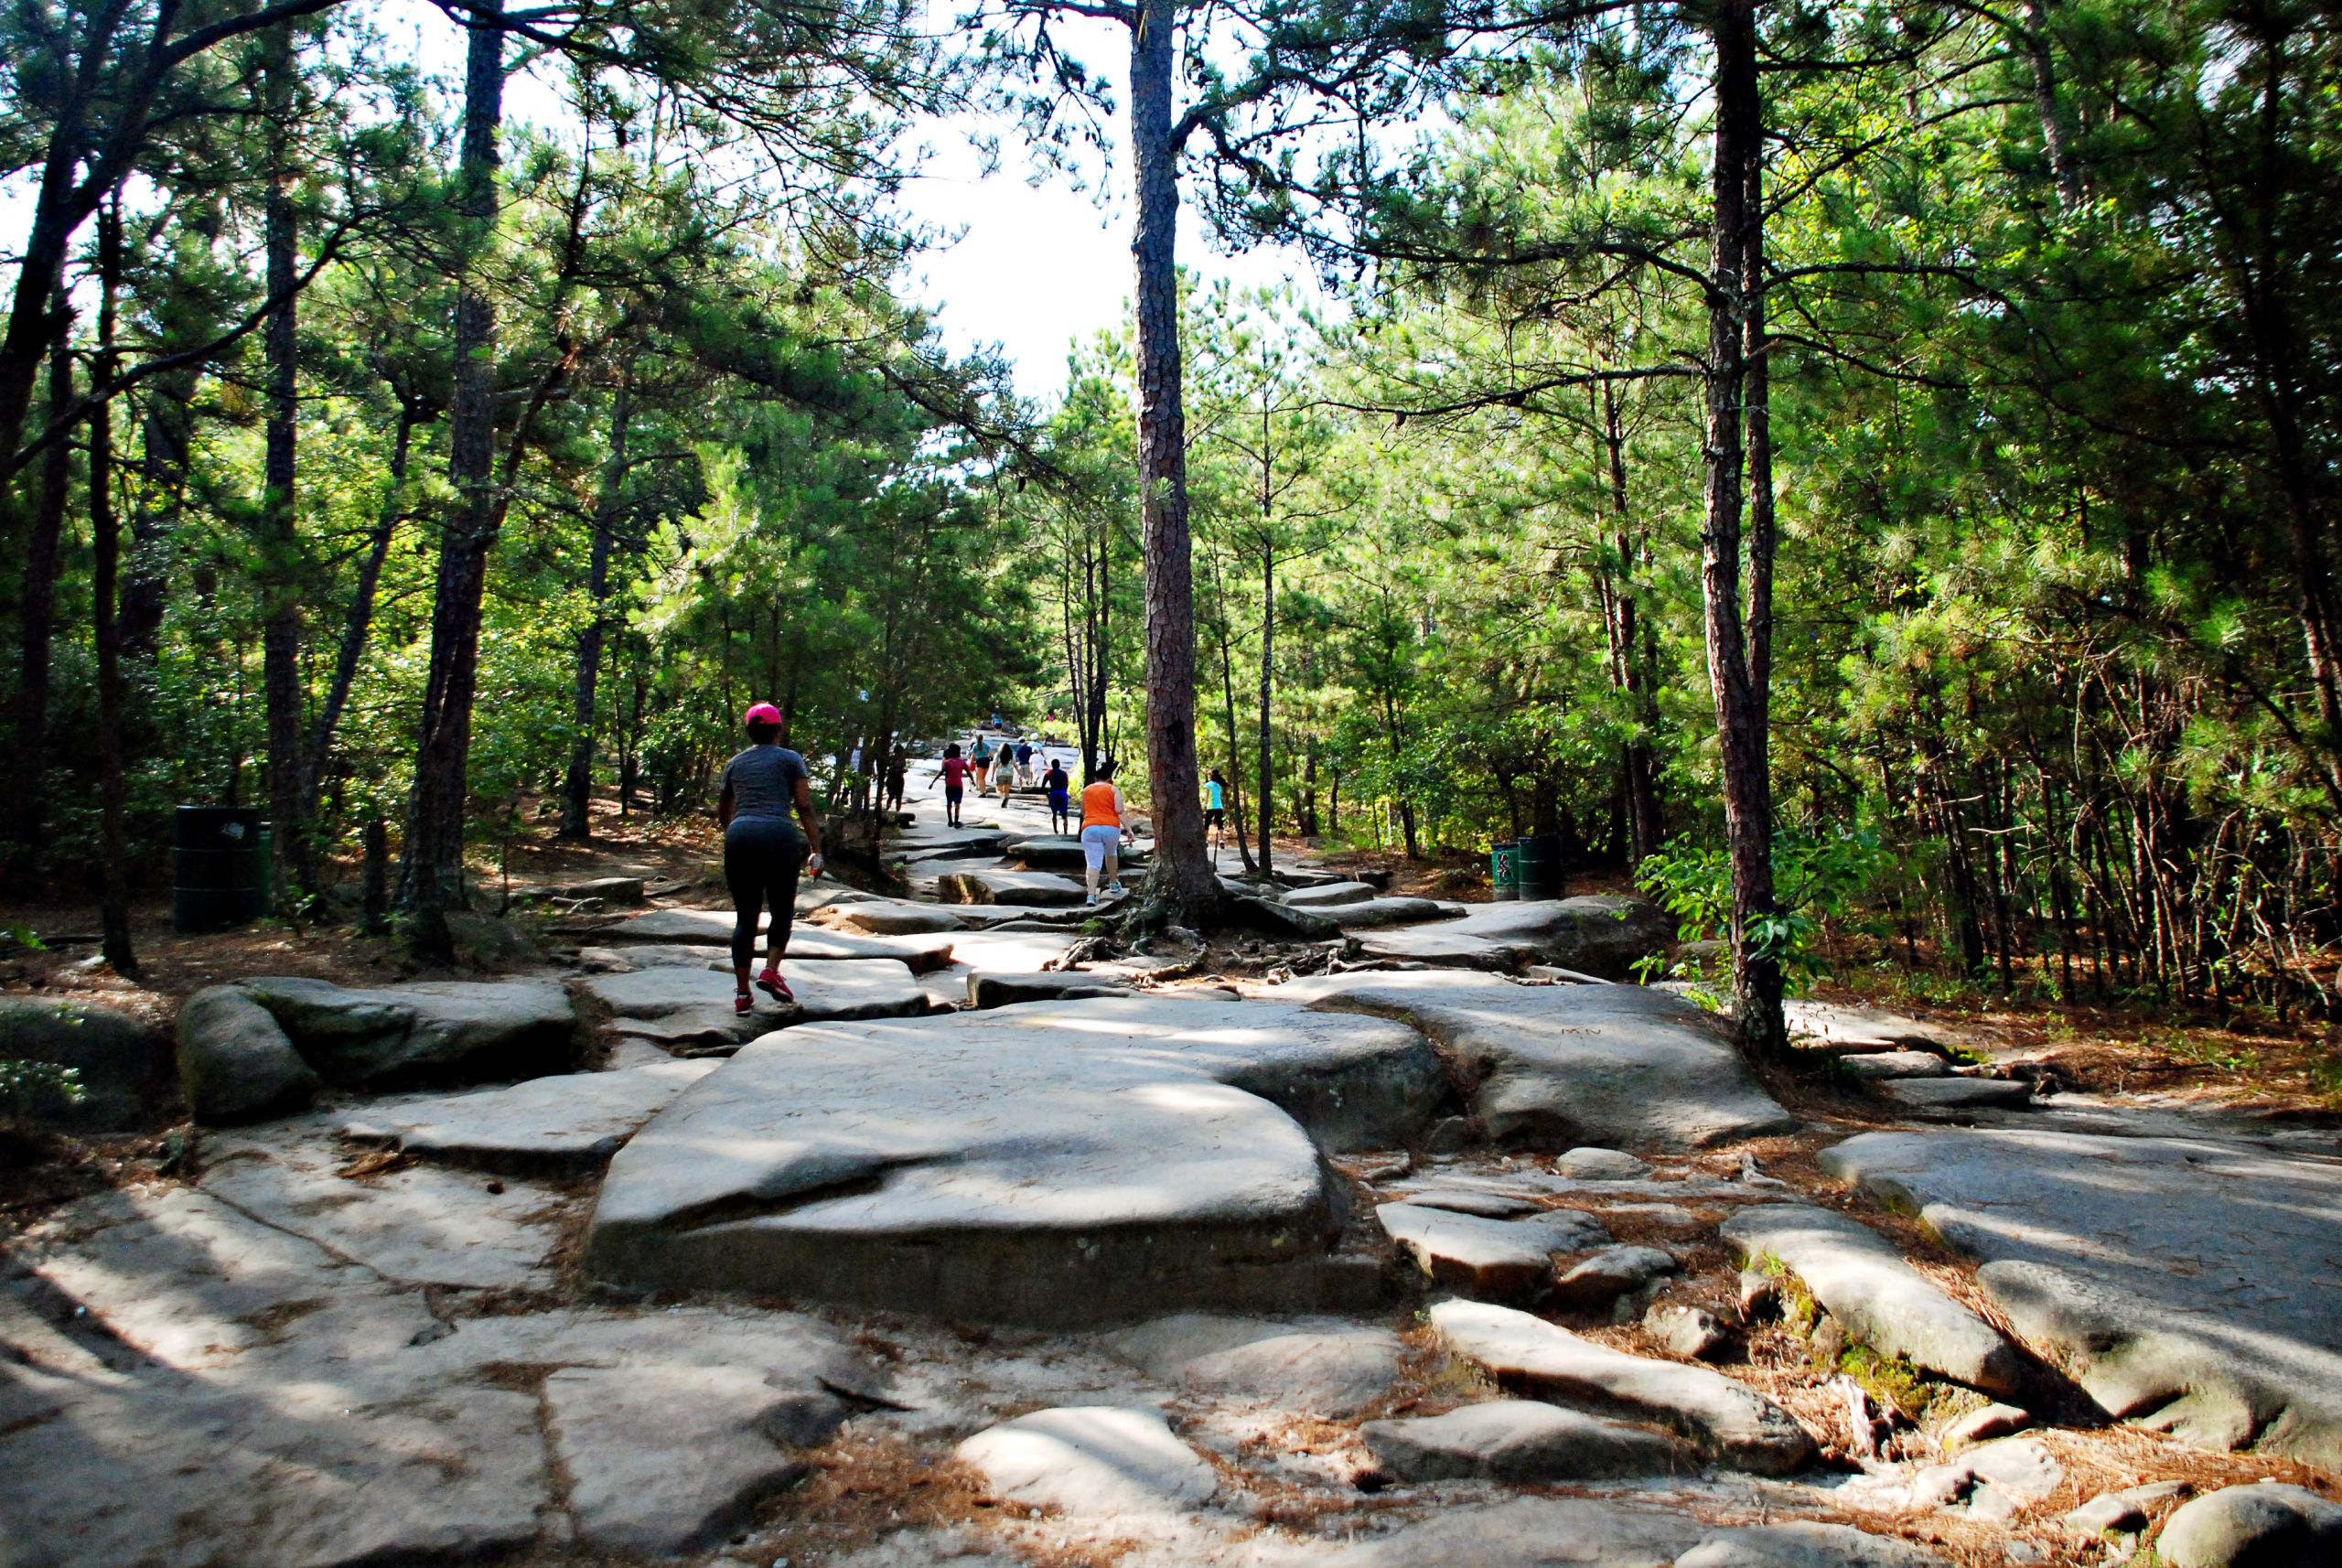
[5,742,2341,1568]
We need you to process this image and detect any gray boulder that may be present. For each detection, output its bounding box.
[2156,1484,2342,1567]
[1355,894,1672,977]
[339,1059,715,1175]
[1822,1128,2342,1467]
[1284,972,1794,1150]
[1104,1314,1405,1418]
[968,971,1129,1008]
[238,977,577,1089]
[1876,1077,2033,1111]
[1360,1400,1691,1482]
[1552,1244,1680,1310]
[1331,896,1467,929]
[0,996,170,1131]
[1719,1204,2025,1396]
[1557,1146,1654,1180]
[1833,1050,1950,1080]
[1282,880,1377,908]
[1430,1300,1814,1473]
[175,986,320,1125]
[1004,835,1150,873]
[955,1407,1215,1517]
[935,867,1088,907]
[1675,1522,1950,1566]
[585,997,1434,1324]
[546,1362,836,1554]
[582,960,929,1055]
[1376,1203,1611,1302]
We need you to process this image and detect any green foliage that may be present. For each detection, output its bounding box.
[0,1062,84,1129]
[1638,830,1895,982]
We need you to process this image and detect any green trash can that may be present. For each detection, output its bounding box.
[1489,840,1521,902]
[173,806,266,933]
[1515,834,1563,901]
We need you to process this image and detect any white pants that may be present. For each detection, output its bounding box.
[1080,825,1121,870]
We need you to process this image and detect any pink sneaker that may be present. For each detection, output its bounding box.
[734,991,754,1015]
[757,967,794,1004]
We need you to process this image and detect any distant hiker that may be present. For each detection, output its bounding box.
[884,756,906,811]
[1080,760,1133,906]
[717,703,825,1015]
[1044,757,1072,834]
[970,733,994,789]
[1015,739,1036,786]
[995,747,1017,805]
[938,742,971,827]
[1205,769,1228,854]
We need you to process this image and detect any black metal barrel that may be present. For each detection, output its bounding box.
[173,806,266,933]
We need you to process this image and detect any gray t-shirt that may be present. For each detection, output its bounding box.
[723,744,809,821]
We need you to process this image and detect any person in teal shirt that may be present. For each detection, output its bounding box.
[1205,769,1228,854]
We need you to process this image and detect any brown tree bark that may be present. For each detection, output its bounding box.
[91,201,134,972]
[5,296,73,865]
[2020,0,2085,210]
[1128,0,1212,914]
[1256,531,1274,876]
[1701,0,1786,1058]
[399,0,508,959]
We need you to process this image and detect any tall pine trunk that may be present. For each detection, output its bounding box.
[1129,0,1212,914]
[91,202,134,972]
[1702,0,1785,1058]
[1255,532,1274,876]
[400,0,506,958]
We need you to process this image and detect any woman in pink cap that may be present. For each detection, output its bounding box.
[715,703,826,1014]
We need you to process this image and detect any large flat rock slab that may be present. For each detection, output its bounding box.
[1822,1128,2342,1466]
[197,1130,567,1290]
[1004,834,1151,872]
[1353,894,1671,976]
[1720,1204,2023,1396]
[585,997,1441,1324]
[1377,1202,1610,1302]
[1103,1314,1407,1417]
[237,976,578,1089]
[1360,1399,1692,1481]
[1283,974,1794,1150]
[592,908,956,970]
[935,865,1089,906]
[1331,896,1466,929]
[1251,1497,1944,1567]
[580,960,929,1053]
[1430,1300,1816,1473]
[339,1059,716,1175]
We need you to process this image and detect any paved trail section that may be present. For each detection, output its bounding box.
[5,733,2338,1567]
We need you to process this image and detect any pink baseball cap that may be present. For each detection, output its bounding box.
[744,702,782,727]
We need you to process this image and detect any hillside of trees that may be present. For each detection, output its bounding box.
[5,0,2338,1059]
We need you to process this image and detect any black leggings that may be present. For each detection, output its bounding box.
[725,815,805,970]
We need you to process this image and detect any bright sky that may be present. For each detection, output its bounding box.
[0,4,1331,406]
[894,16,1329,400]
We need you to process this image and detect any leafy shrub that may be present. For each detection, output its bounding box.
[1637,828,1895,986]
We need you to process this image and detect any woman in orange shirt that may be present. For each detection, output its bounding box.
[1079,760,1132,906]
